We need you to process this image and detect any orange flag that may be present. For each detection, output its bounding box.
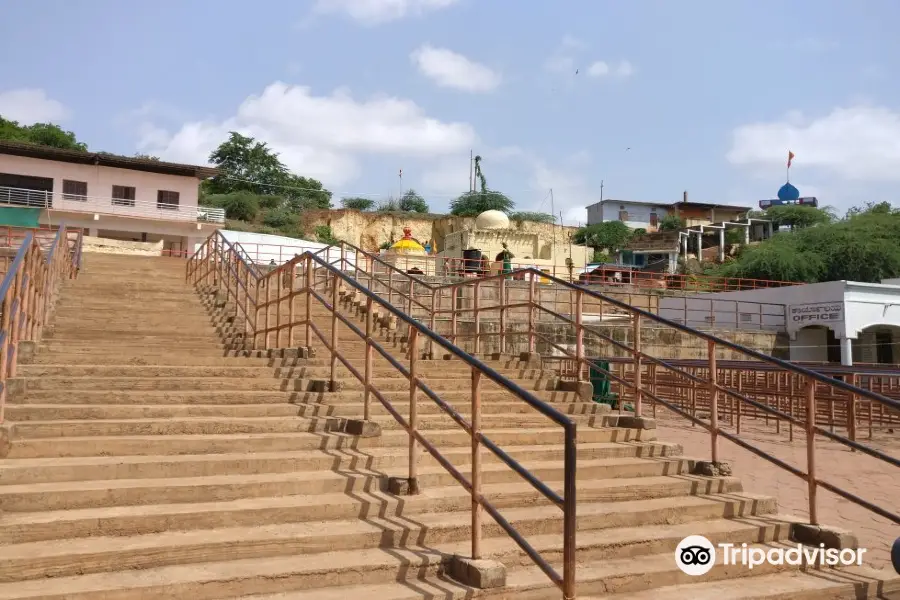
[787,151,795,168]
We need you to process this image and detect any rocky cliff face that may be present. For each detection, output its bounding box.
[304,209,582,252]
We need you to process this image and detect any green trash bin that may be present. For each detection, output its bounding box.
[588,360,616,407]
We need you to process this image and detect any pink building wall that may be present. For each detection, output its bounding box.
[0,154,201,216]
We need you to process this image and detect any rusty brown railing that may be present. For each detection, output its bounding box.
[317,242,900,529]
[0,224,80,423]
[187,231,579,599]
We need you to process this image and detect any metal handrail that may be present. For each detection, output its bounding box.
[321,243,900,528]
[187,231,579,598]
[0,223,75,422]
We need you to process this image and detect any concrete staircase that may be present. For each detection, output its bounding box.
[0,253,895,599]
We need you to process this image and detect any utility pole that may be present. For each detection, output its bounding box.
[398,168,403,198]
[469,150,474,193]
[600,180,604,202]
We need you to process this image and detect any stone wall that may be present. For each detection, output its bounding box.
[431,318,789,361]
[81,236,165,256]
[304,209,582,254]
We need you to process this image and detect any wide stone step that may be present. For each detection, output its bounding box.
[3,399,608,421]
[0,458,707,513]
[7,426,645,458]
[11,388,584,405]
[0,441,680,486]
[17,375,556,393]
[6,412,601,439]
[0,517,796,597]
[0,489,756,551]
[16,364,553,379]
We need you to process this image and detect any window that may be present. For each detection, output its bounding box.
[157,190,180,210]
[62,180,88,202]
[649,211,658,228]
[618,210,629,221]
[112,185,136,207]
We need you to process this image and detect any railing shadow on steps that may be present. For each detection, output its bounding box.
[187,231,579,599]
[307,241,900,532]
[0,224,82,423]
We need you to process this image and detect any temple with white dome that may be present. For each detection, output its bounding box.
[437,209,592,278]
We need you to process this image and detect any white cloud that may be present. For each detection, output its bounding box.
[140,81,477,187]
[0,89,69,125]
[727,105,900,181]
[410,45,501,93]
[587,60,634,78]
[312,0,458,24]
[616,60,635,77]
[560,35,588,51]
[586,61,609,77]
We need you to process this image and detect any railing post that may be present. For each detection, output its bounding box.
[305,258,313,350]
[473,280,481,355]
[8,254,25,379]
[708,339,719,463]
[562,424,577,600]
[408,328,420,494]
[848,373,858,442]
[263,266,272,350]
[407,277,414,316]
[364,297,373,421]
[499,278,507,355]
[288,263,296,347]
[528,275,536,353]
[429,289,437,359]
[451,287,458,344]
[575,289,584,383]
[471,367,482,559]
[330,271,340,388]
[806,376,818,525]
[633,313,642,416]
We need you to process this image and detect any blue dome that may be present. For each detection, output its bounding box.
[777,183,800,201]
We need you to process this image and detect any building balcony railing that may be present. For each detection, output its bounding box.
[0,186,226,224]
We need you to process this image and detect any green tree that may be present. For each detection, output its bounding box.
[715,236,826,282]
[263,209,298,229]
[765,205,833,231]
[846,201,896,218]
[0,117,88,151]
[510,211,556,224]
[449,154,514,216]
[450,190,514,216]
[314,225,339,244]
[341,197,375,211]
[134,153,160,161]
[712,210,900,283]
[203,191,259,221]
[658,214,685,231]
[572,221,632,253]
[399,189,429,213]
[205,132,332,210]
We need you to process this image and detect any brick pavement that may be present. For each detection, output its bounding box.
[653,406,900,571]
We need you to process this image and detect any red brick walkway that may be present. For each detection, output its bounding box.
[653,406,900,571]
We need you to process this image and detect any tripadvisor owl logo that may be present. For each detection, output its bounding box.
[675,535,716,576]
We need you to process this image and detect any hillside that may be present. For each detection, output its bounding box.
[223,206,581,253]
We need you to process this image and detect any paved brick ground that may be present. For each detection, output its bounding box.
[652,406,900,571]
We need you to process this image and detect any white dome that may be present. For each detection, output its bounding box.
[474,210,510,230]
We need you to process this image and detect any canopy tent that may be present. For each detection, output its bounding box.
[196,230,355,269]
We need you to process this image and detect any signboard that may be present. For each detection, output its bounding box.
[789,302,843,326]
[759,197,818,209]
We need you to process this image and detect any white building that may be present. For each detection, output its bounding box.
[586,200,670,230]
[659,280,900,365]
[0,140,224,256]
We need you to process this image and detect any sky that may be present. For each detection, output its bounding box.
[1,0,898,224]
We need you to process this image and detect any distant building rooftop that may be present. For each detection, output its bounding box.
[0,140,219,179]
